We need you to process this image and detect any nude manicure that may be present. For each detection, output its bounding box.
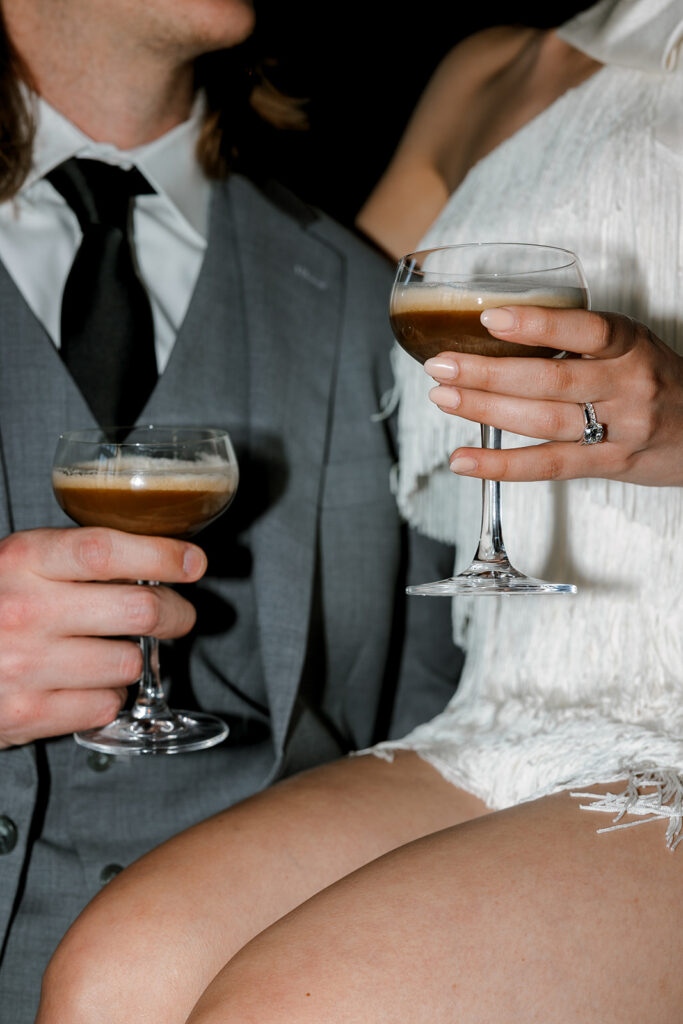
[424,357,459,379]
[429,386,460,409]
[450,456,478,474]
[480,308,517,332]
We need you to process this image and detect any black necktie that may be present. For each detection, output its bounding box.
[47,157,158,429]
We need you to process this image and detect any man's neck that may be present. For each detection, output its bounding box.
[35,65,196,149]
[5,7,196,147]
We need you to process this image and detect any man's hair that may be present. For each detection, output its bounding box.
[0,13,34,200]
[0,14,306,202]
[195,44,307,182]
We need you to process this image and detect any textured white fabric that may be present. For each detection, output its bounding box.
[570,767,683,850]
[366,0,683,817]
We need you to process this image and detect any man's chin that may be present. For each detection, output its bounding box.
[188,0,256,54]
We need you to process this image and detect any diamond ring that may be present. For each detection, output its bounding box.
[578,402,606,445]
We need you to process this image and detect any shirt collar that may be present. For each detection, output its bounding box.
[26,92,210,242]
[557,0,683,74]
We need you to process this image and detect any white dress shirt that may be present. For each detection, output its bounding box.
[0,95,212,373]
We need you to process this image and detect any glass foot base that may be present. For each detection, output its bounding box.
[74,711,229,755]
[407,567,577,596]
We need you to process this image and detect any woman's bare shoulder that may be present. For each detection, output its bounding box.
[356,26,542,259]
[437,24,541,76]
[423,26,547,173]
[357,27,600,259]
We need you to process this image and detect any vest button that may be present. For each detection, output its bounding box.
[87,751,114,772]
[0,815,18,855]
[99,863,124,885]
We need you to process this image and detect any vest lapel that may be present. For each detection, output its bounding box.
[141,183,248,447]
[228,177,345,762]
[0,261,97,534]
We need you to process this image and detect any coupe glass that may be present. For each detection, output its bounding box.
[53,425,239,754]
[390,242,589,595]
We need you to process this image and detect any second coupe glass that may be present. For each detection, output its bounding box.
[390,242,589,595]
[53,425,239,754]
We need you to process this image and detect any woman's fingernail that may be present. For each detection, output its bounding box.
[429,385,461,409]
[481,307,517,332]
[424,357,459,379]
[450,456,478,474]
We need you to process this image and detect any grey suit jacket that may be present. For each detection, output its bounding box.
[0,173,461,1018]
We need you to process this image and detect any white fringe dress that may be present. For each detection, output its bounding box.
[367,0,683,847]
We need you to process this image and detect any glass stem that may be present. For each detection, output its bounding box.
[474,425,511,566]
[131,582,174,723]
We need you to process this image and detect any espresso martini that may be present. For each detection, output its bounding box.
[390,284,586,363]
[53,456,238,538]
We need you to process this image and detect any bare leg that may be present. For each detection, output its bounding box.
[187,782,683,1024]
[37,752,488,1023]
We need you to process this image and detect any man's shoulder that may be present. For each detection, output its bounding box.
[223,173,394,282]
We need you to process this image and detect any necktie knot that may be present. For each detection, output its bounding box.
[47,157,154,232]
[46,157,158,429]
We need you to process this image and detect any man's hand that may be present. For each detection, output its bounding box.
[0,526,207,748]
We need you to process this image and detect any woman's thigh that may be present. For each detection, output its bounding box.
[187,782,683,1024]
[37,752,487,1024]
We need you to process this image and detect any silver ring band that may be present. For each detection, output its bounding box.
[578,402,606,445]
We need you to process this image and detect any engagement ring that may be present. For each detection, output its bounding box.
[579,402,606,445]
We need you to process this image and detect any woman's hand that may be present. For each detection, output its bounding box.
[424,306,683,487]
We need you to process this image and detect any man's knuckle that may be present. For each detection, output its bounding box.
[118,641,143,682]
[126,588,160,633]
[1,690,34,729]
[103,687,126,717]
[0,646,32,683]
[92,690,126,728]
[0,532,31,574]
[72,528,114,576]
[0,592,33,633]
[179,600,197,635]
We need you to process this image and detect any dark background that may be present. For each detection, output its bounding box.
[252,1,596,226]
